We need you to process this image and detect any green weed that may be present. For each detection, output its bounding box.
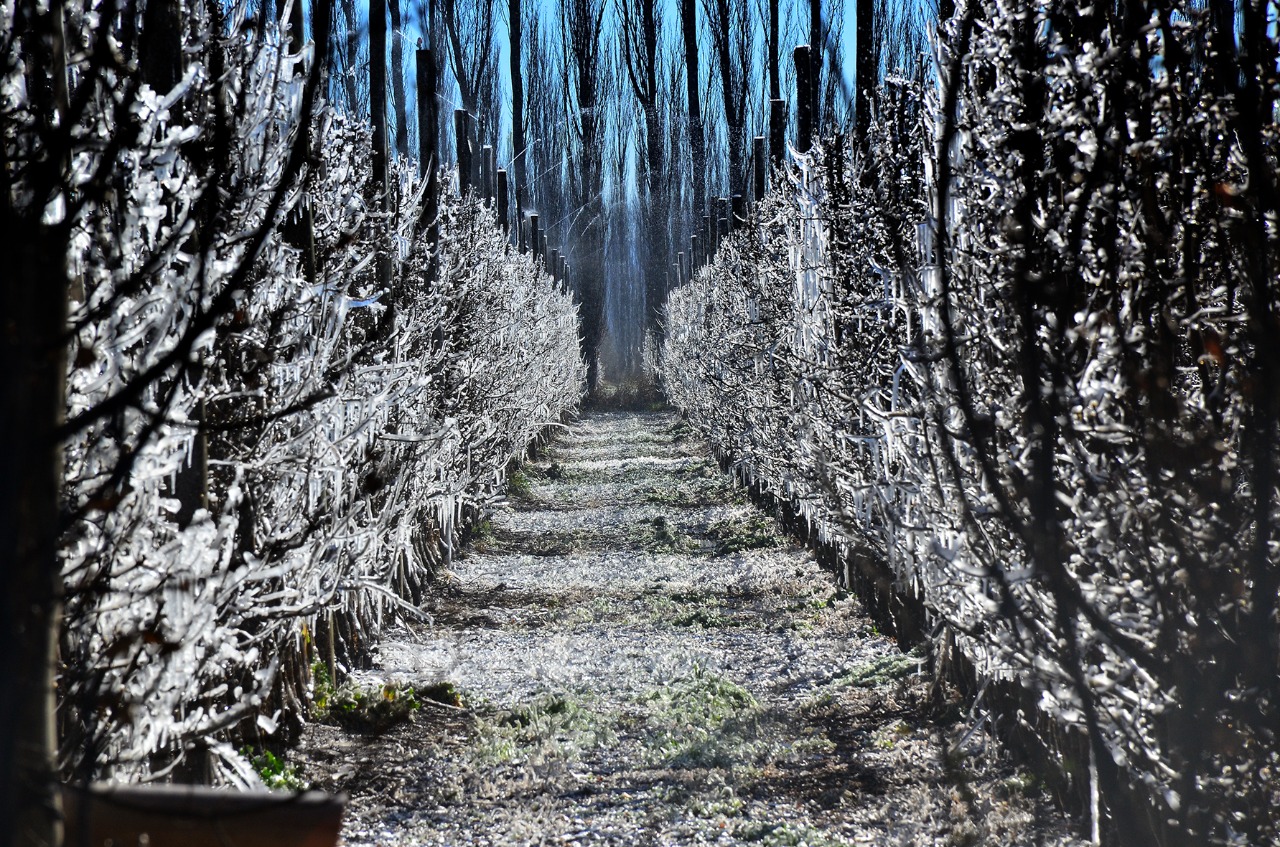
[507,470,533,499]
[315,679,421,733]
[310,660,336,713]
[242,747,308,791]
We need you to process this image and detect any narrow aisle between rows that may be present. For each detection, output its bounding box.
[300,411,1083,847]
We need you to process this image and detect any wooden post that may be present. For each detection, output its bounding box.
[370,0,388,208]
[487,146,498,202]
[856,0,874,138]
[468,113,481,190]
[541,231,549,263]
[416,49,438,180]
[720,197,732,234]
[794,45,813,153]
[753,136,766,201]
[370,0,391,290]
[732,194,745,228]
[454,109,471,196]
[416,48,439,278]
[496,169,509,236]
[519,214,528,253]
[481,144,494,204]
[550,248,560,283]
[528,213,540,259]
[678,251,688,288]
[769,97,786,167]
[690,234,700,270]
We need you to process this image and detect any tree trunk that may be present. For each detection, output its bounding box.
[641,4,663,332]
[767,0,783,166]
[680,0,705,225]
[416,47,439,240]
[708,0,746,196]
[388,0,409,158]
[441,0,476,112]
[370,0,391,290]
[623,0,665,332]
[139,0,183,95]
[795,44,813,151]
[509,0,527,215]
[282,0,317,285]
[562,0,606,392]
[3,234,67,847]
[340,0,359,111]
[855,0,874,137]
[312,0,332,89]
[4,14,71,844]
[809,0,822,134]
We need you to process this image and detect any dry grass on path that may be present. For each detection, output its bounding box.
[296,412,1085,847]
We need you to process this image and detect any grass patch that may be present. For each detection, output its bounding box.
[668,419,697,442]
[659,772,746,819]
[472,691,616,766]
[639,666,767,768]
[705,513,786,555]
[647,593,737,630]
[507,470,533,499]
[839,647,924,689]
[731,821,852,847]
[647,515,697,553]
[672,607,735,629]
[872,719,913,750]
[638,460,744,508]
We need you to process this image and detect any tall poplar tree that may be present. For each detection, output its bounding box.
[620,0,665,329]
[680,0,706,224]
[508,0,528,216]
[855,0,874,135]
[562,0,608,389]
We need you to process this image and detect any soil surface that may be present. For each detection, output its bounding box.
[296,411,1086,846]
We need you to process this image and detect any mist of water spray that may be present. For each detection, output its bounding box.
[600,197,647,382]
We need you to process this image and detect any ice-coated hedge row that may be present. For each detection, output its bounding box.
[51,9,584,784]
[663,9,1279,843]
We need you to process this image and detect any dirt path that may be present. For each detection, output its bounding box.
[298,411,1083,846]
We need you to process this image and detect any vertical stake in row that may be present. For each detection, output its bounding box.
[496,170,509,236]
[454,109,471,196]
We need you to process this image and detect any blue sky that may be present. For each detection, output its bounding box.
[489,0,860,150]
[493,0,859,102]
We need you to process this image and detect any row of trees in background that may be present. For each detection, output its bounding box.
[664,3,1279,846]
[3,3,585,846]
[328,0,875,382]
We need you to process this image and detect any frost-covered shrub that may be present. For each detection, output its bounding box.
[33,0,583,787]
[664,7,1280,842]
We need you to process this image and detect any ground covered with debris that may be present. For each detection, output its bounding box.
[296,412,1086,846]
